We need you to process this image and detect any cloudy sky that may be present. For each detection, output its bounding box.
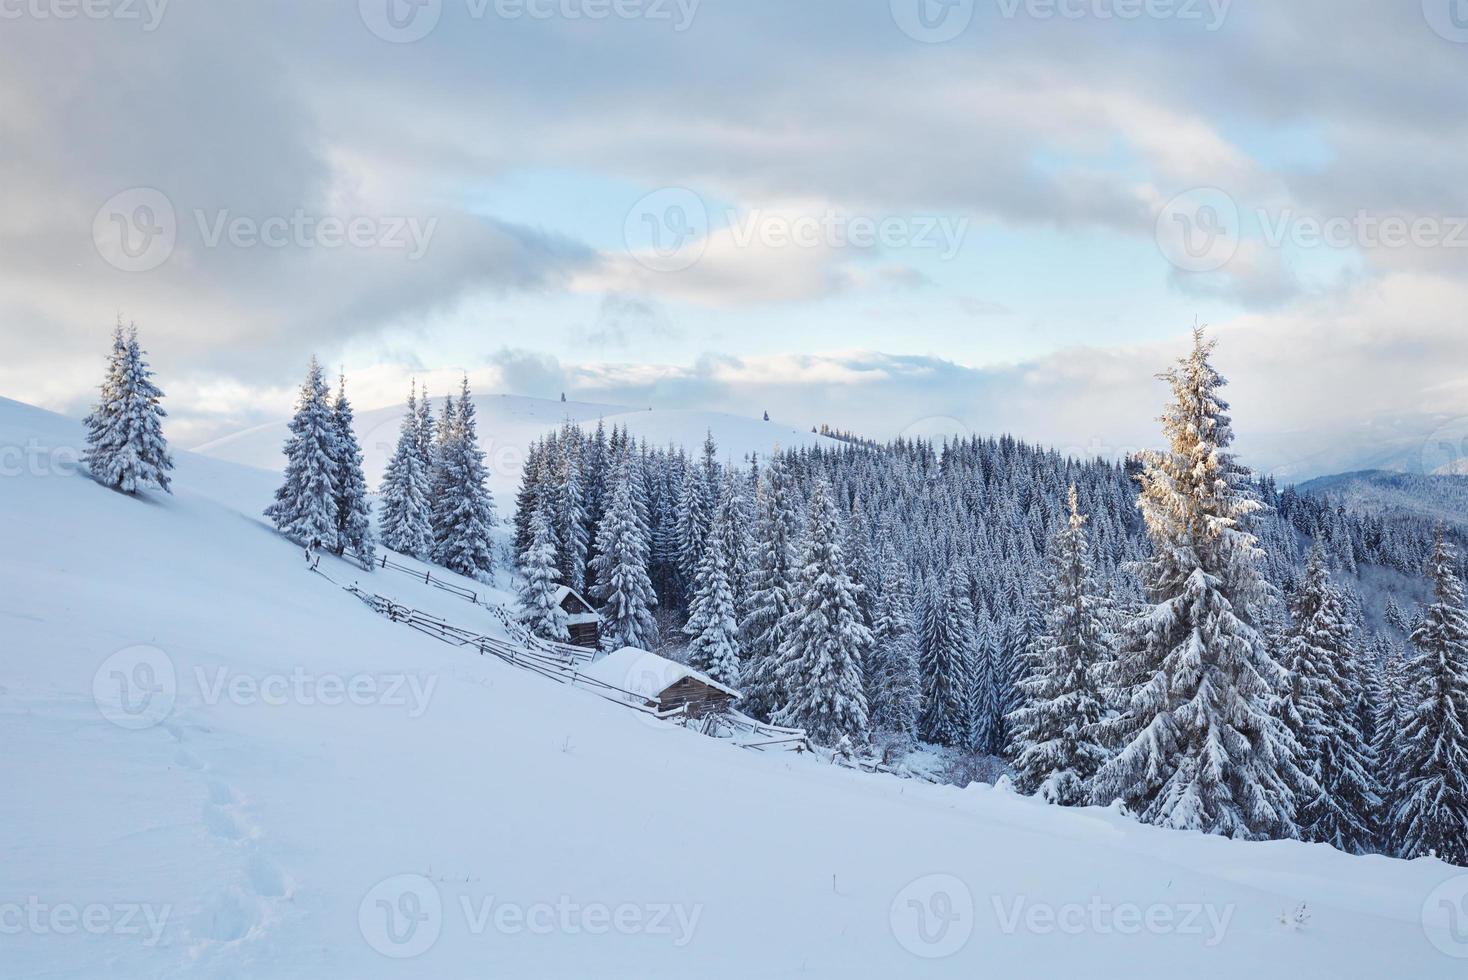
[3,0,1467,478]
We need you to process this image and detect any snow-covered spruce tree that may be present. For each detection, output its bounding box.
[1091,328,1304,840]
[1276,545,1377,852]
[1372,636,1411,821]
[868,538,921,745]
[1391,533,1468,864]
[683,518,741,688]
[330,374,375,566]
[430,378,497,580]
[1006,486,1111,806]
[265,357,340,552]
[772,480,872,747]
[555,431,590,594]
[916,568,974,747]
[740,452,799,720]
[713,473,753,613]
[970,612,1003,754]
[675,458,712,606]
[1384,595,1410,637]
[517,499,570,642]
[379,382,434,559]
[590,449,659,650]
[83,321,174,494]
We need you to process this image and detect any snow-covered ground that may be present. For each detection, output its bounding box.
[3,394,1468,978]
[193,394,840,503]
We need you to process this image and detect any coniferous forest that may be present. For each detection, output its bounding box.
[507,329,1468,861]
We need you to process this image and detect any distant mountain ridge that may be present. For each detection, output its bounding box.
[1298,469,1468,531]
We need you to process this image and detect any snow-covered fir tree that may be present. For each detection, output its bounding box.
[517,499,570,642]
[772,480,872,747]
[867,537,921,745]
[970,612,1003,754]
[330,374,375,566]
[1091,329,1304,840]
[1007,486,1111,806]
[590,448,659,650]
[740,453,799,721]
[683,515,742,688]
[915,568,974,747]
[1373,636,1412,823]
[379,382,434,559]
[264,357,340,552]
[675,456,712,607]
[1276,545,1377,852]
[1391,533,1468,864]
[430,378,497,580]
[554,428,590,594]
[83,321,174,495]
[713,473,753,613]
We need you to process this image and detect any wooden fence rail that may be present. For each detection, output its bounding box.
[312,560,810,754]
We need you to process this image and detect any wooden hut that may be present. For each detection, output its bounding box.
[581,647,740,719]
[554,585,602,649]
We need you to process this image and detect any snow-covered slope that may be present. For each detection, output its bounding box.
[1299,469,1468,532]
[3,394,1467,978]
[193,394,839,501]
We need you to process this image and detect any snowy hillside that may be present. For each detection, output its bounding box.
[4,395,1468,978]
[1300,470,1468,532]
[193,394,839,502]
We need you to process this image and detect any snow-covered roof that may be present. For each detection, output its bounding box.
[579,647,741,702]
[552,585,599,620]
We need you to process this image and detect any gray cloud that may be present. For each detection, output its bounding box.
[4,0,1468,468]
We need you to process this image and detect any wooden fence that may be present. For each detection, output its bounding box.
[313,560,810,754]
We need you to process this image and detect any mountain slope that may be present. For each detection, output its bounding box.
[1299,469,1468,532]
[1,396,1465,978]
